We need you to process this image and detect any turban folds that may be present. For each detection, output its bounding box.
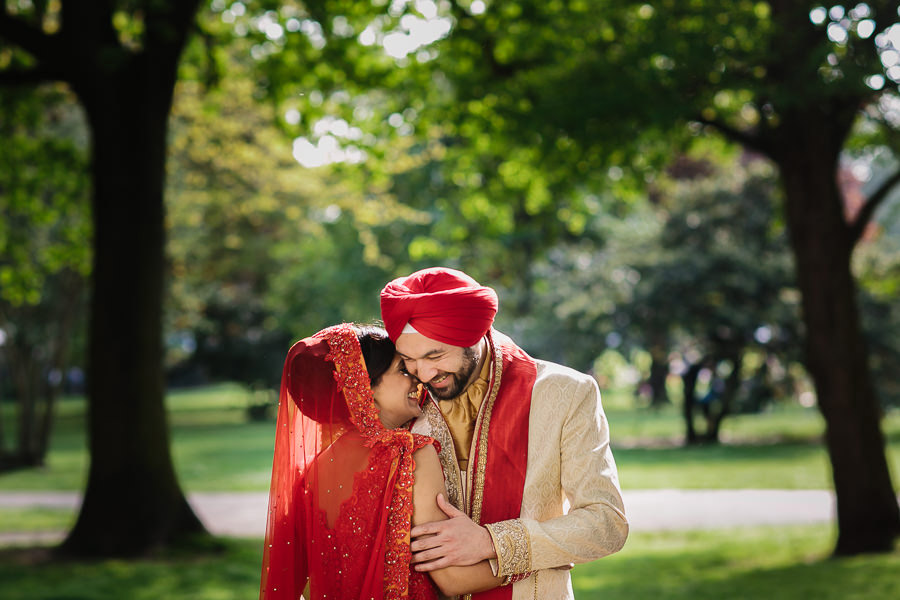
[380,267,498,347]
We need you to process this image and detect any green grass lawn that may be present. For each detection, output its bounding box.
[1,384,898,538]
[0,508,75,534]
[0,383,273,491]
[0,525,897,600]
[572,525,900,600]
[1,384,898,493]
[1,385,899,599]
[0,537,263,600]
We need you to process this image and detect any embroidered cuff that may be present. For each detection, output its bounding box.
[485,519,532,577]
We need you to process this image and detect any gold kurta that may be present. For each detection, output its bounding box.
[411,331,629,600]
[439,350,491,472]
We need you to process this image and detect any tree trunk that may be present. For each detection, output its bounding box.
[648,344,671,408]
[681,361,702,445]
[704,354,742,443]
[0,393,5,464]
[2,316,45,468]
[36,271,84,463]
[13,336,38,462]
[59,52,205,557]
[0,270,84,469]
[0,373,5,458]
[779,140,900,555]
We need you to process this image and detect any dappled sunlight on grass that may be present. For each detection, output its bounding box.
[0,384,274,492]
[1,527,897,600]
[573,525,900,600]
[1,385,897,495]
[605,396,828,446]
[0,508,75,533]
[1,387,898,599]
[616,441,833,489]
[0,538,264,600]
[170,421,276,491]
[604,397,900,491]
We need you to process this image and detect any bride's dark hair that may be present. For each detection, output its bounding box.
[354,324,396,386]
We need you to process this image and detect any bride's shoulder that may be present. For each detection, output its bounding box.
[412,442,442,477]
[411,442,447,525]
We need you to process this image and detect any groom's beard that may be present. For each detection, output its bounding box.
[426,346,480,401]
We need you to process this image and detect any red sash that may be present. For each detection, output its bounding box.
[471,335,536,600]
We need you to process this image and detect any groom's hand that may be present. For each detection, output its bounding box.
[410,493,496,571]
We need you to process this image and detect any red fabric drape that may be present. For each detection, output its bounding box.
[259,324,437,600]
[473,335,537,600]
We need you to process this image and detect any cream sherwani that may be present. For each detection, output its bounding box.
[411,332,628,600]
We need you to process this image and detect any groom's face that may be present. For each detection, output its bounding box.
[395,332,481,400]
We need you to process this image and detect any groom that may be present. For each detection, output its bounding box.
[380,267,628,599]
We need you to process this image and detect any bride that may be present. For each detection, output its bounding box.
[259,323,501,599]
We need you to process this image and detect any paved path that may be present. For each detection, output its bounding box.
[0,489,842,546]
[622,489,838,531]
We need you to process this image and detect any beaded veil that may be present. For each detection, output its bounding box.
[259,323,437,600]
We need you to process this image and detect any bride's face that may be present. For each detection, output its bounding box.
[372,355,423,429]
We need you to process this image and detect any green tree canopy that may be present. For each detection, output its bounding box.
[0,85,90,469]
[238,0,900,555]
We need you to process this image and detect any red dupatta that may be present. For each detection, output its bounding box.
[259,324,437,600]
[471,333,537,600]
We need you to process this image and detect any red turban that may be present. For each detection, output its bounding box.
[380,267,498,347]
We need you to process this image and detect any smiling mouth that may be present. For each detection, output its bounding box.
[431,374,449,385]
